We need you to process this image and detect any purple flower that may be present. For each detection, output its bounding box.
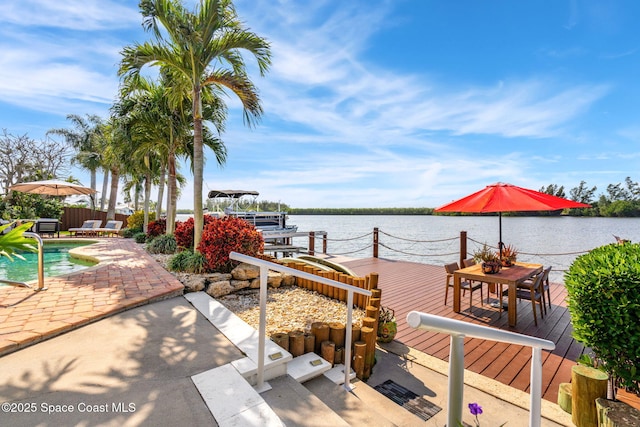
[468,402,483,416]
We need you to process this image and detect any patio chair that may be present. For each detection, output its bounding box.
[95,220,123,237]
[35,218,60,238]
[68,220,102,237]
[519,266,552,313]
[444,262,483,312]
[506,271,545,326]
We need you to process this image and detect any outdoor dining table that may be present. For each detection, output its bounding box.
[453,261,543,327]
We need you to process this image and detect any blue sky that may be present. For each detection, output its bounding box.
[1,0,639,209]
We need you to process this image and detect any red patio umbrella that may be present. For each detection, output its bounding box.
[435,182,590,257]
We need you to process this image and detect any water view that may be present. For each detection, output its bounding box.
[288,215,640,283]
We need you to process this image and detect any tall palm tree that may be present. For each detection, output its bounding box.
[119,0,271,248]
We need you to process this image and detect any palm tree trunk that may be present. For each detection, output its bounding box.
[193,85,204,250]
[166,149,177,235]
[90,169,97,210]
[100,168,109,211]
[156,164,166,221]
[106,167,119,220]
[143,170,152,233]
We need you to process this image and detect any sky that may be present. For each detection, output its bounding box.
[1,0,639,209]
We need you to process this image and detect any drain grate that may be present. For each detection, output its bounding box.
[373,379,442,421]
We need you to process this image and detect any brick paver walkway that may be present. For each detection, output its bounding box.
[0,238,184,356]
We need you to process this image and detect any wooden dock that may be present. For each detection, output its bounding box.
[342,257,584,403]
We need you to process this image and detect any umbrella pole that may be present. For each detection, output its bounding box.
[499,212,503,259]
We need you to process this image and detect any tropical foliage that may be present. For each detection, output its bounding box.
[146,234,177,254]
[146,218,167,238]
[197,216,263,273]
[168,249,206,274]
[0,222,37,260]
[565,243,640,395]
[174,215,217,249]
[119,0,271,250]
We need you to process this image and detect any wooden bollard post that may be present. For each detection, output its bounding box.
[271,332,289,351]
[571,365,608,427]
[369,297,381,309]
[329,322,346,349]
[319,270,330,297]
[334,347,343,365]
[557,383,572,414]
[311,322,330,354]
[321,340,335,366]
[366,306,379,339]
[373,227,379,258]
[309,231,315,256]
[353,277,365,308]
[303,332,315,354]
[340,274,350,302]
[353,341,367,379]
[303,265,315,291]
[288,330,305,357]
[369,272,379,289]
[351,324,361,347]
[360,326,376,379]
[327,271,335,299]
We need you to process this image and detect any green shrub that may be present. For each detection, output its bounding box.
[197,216,263,273]
[168,249,206,274]
[134,232,147,243]
[121,228,136,238]
[565,242,640,395]
[127,210,155,232]
[147,218,167,238]
[146,234,177,254]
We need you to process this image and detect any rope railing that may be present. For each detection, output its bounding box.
[378,242,459,258]
[327,243,374,256]
[324,231,372,242]
[378,229,459,244]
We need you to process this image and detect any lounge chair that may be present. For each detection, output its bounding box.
[95,220,123,237]
[68,220,102,237]
[35,218,60,238]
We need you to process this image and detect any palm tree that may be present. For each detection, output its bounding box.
[47,114,105,208]
[119,0,271,248]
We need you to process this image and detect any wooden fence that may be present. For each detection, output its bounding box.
[60,207,130,231]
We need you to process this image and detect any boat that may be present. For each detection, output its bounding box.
[206,190,298,243]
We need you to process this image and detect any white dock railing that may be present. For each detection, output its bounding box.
[229,252,372,390]
[406,311,556,427]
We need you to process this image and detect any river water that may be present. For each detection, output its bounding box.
[287,215,640,283]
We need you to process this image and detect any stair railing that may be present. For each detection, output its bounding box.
[406,311,555,427]
[229,252,372,391]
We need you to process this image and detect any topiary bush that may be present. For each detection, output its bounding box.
[146,234,177,254]
[565,242,640,396]
[197,216,263,273]
[168,249,206,274]
[147,218,166,238]
[174,215,217,249]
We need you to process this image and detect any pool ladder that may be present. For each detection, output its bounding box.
[0,232,46,291]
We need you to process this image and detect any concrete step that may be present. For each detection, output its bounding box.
[185,292,292,384]
[192,363,284,427]
[286,351,332,382]
[261,374,350,427]
[304,375,402,427]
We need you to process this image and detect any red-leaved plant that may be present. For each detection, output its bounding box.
[174,215,217,249]
[197,216,264,273]
[146,218,167,238]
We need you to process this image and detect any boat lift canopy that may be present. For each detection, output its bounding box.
[207,190,259,199]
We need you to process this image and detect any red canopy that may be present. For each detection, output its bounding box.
[435,183,590,258]
[435,182,590,213]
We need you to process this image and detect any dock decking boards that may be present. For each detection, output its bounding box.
[343,257,584,403]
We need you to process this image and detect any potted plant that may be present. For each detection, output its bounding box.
[499,244,518,267]
[473,243,501,274]
[377,306,397,343]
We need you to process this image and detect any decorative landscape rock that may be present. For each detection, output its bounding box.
[177,273,206,293]
[230,280,250,291]
[231,263,260,280]
[206,280,233,298]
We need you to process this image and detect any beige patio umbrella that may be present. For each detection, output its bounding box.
[10,179,96,196]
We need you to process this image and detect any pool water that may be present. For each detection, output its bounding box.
[0,243,97,284]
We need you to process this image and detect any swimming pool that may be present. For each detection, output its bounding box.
[0,242,97,285]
